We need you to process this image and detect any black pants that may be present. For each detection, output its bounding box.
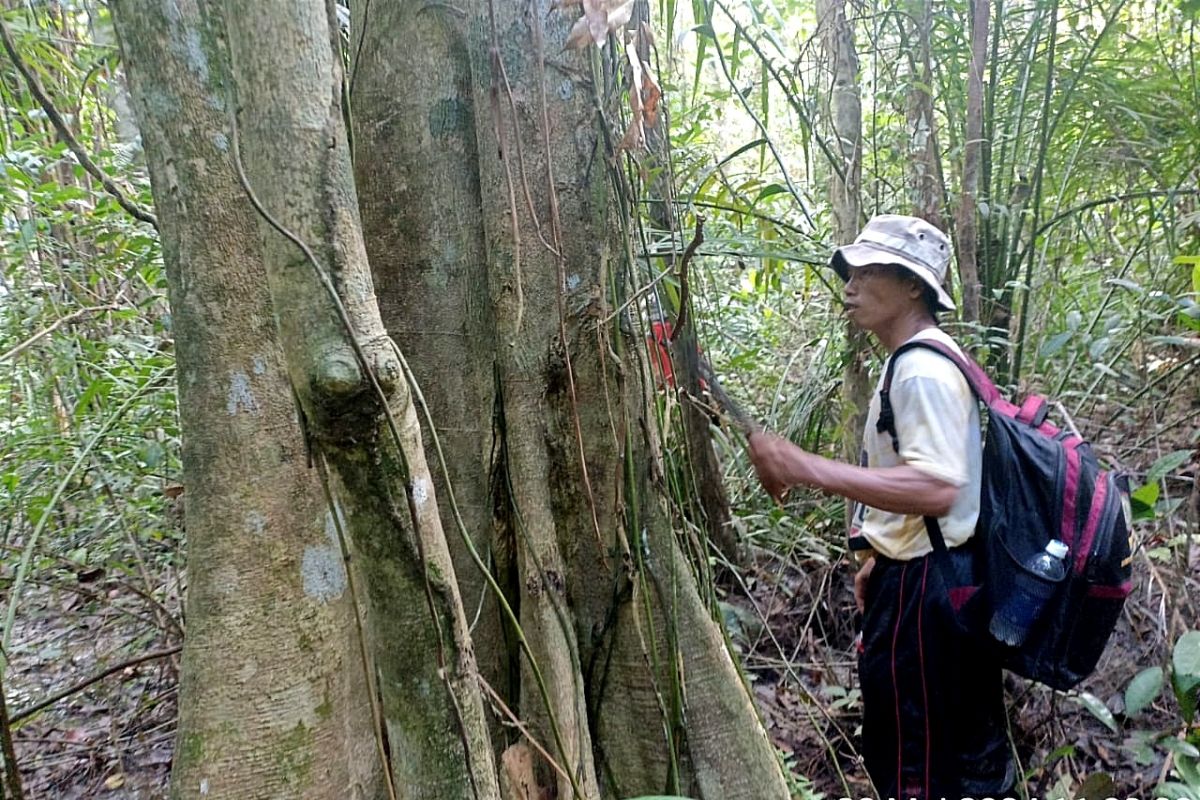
[859,549,1013,800]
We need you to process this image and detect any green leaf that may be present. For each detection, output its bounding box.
[1179,754,1200,788]
[1175,631,1200,682]
[1178,308,1200,332]
[1124,666,1163,716]
[1156,782,1200,800]
[1174,631,1200,723]
[1043,743,1076,764]
[1147,450,1192,483]
[1040,330,1073,357]
[755,183,787,202]
[1160,737,1200,758]
[1131,482,1159,519]
[1072,691,1118,733]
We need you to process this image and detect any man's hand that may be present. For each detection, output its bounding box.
[748,431,809,502]
[854,557,876,613]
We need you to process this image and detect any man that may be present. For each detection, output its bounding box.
[748,215,1013,799]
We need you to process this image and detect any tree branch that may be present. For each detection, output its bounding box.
[0,304,120,364]
[0,15,157,229]
[11,646,181,724]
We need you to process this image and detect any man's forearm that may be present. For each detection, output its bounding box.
[791,450,958,517]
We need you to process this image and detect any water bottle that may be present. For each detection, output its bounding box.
[989,539,1069,647]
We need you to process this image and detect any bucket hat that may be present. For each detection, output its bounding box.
[830,214,955,312]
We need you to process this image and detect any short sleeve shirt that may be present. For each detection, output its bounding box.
[849,328,982,561]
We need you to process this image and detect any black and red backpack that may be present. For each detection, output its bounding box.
[878,340,1134,690]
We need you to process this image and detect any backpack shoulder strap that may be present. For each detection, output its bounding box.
[876,339,999,452]
[874,338,999,555]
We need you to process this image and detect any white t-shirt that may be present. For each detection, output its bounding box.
[849,328,982,561]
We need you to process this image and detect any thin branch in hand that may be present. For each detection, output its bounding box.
[0,16,158,229]
[669,214,704,341]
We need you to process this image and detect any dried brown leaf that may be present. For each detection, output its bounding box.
[641,61,662,127]
[564,14,592,50]
[607,0,635,33]
[618,118,645,151]
[582,0,608,46]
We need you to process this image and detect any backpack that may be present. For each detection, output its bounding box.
[878,339,1134,691]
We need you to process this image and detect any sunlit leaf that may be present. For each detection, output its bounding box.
[1071,691,1118,733]
[1130,482,1159,519]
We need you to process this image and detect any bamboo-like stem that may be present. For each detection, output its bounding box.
[0,666,24,800]
[1009,0,1058,383]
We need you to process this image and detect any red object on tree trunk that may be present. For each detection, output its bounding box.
[648,320,707,391]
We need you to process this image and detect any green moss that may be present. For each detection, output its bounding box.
[315,689,334,721]
[179,732,205,765]
[275,721,315,786]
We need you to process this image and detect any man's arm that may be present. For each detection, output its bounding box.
[748,431,958,517]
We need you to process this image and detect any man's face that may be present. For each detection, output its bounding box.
[843,264,920,334]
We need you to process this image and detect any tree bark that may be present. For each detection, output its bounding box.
[347,0,510,715]
[816,0,870,463]
[956,0,990,324]
[221,2,499,797]
[461,3,791,797]
[905,0,947,230]
[110,3,381,797]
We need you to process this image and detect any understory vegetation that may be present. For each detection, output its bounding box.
[0,0,1197,797]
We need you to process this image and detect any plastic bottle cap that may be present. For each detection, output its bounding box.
[1046,539,1069,559]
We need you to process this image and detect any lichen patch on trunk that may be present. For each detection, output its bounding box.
[225,370,258,415]
[301,534,347,603]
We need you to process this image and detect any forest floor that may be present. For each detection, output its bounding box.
[9,563,180,799]
[729,547,1189,799]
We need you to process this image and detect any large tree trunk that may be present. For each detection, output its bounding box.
[220,2,499,798]
[110,3,381,797]
[346,0,509,714]
[466,4,789,798]
[352,1,789,797]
